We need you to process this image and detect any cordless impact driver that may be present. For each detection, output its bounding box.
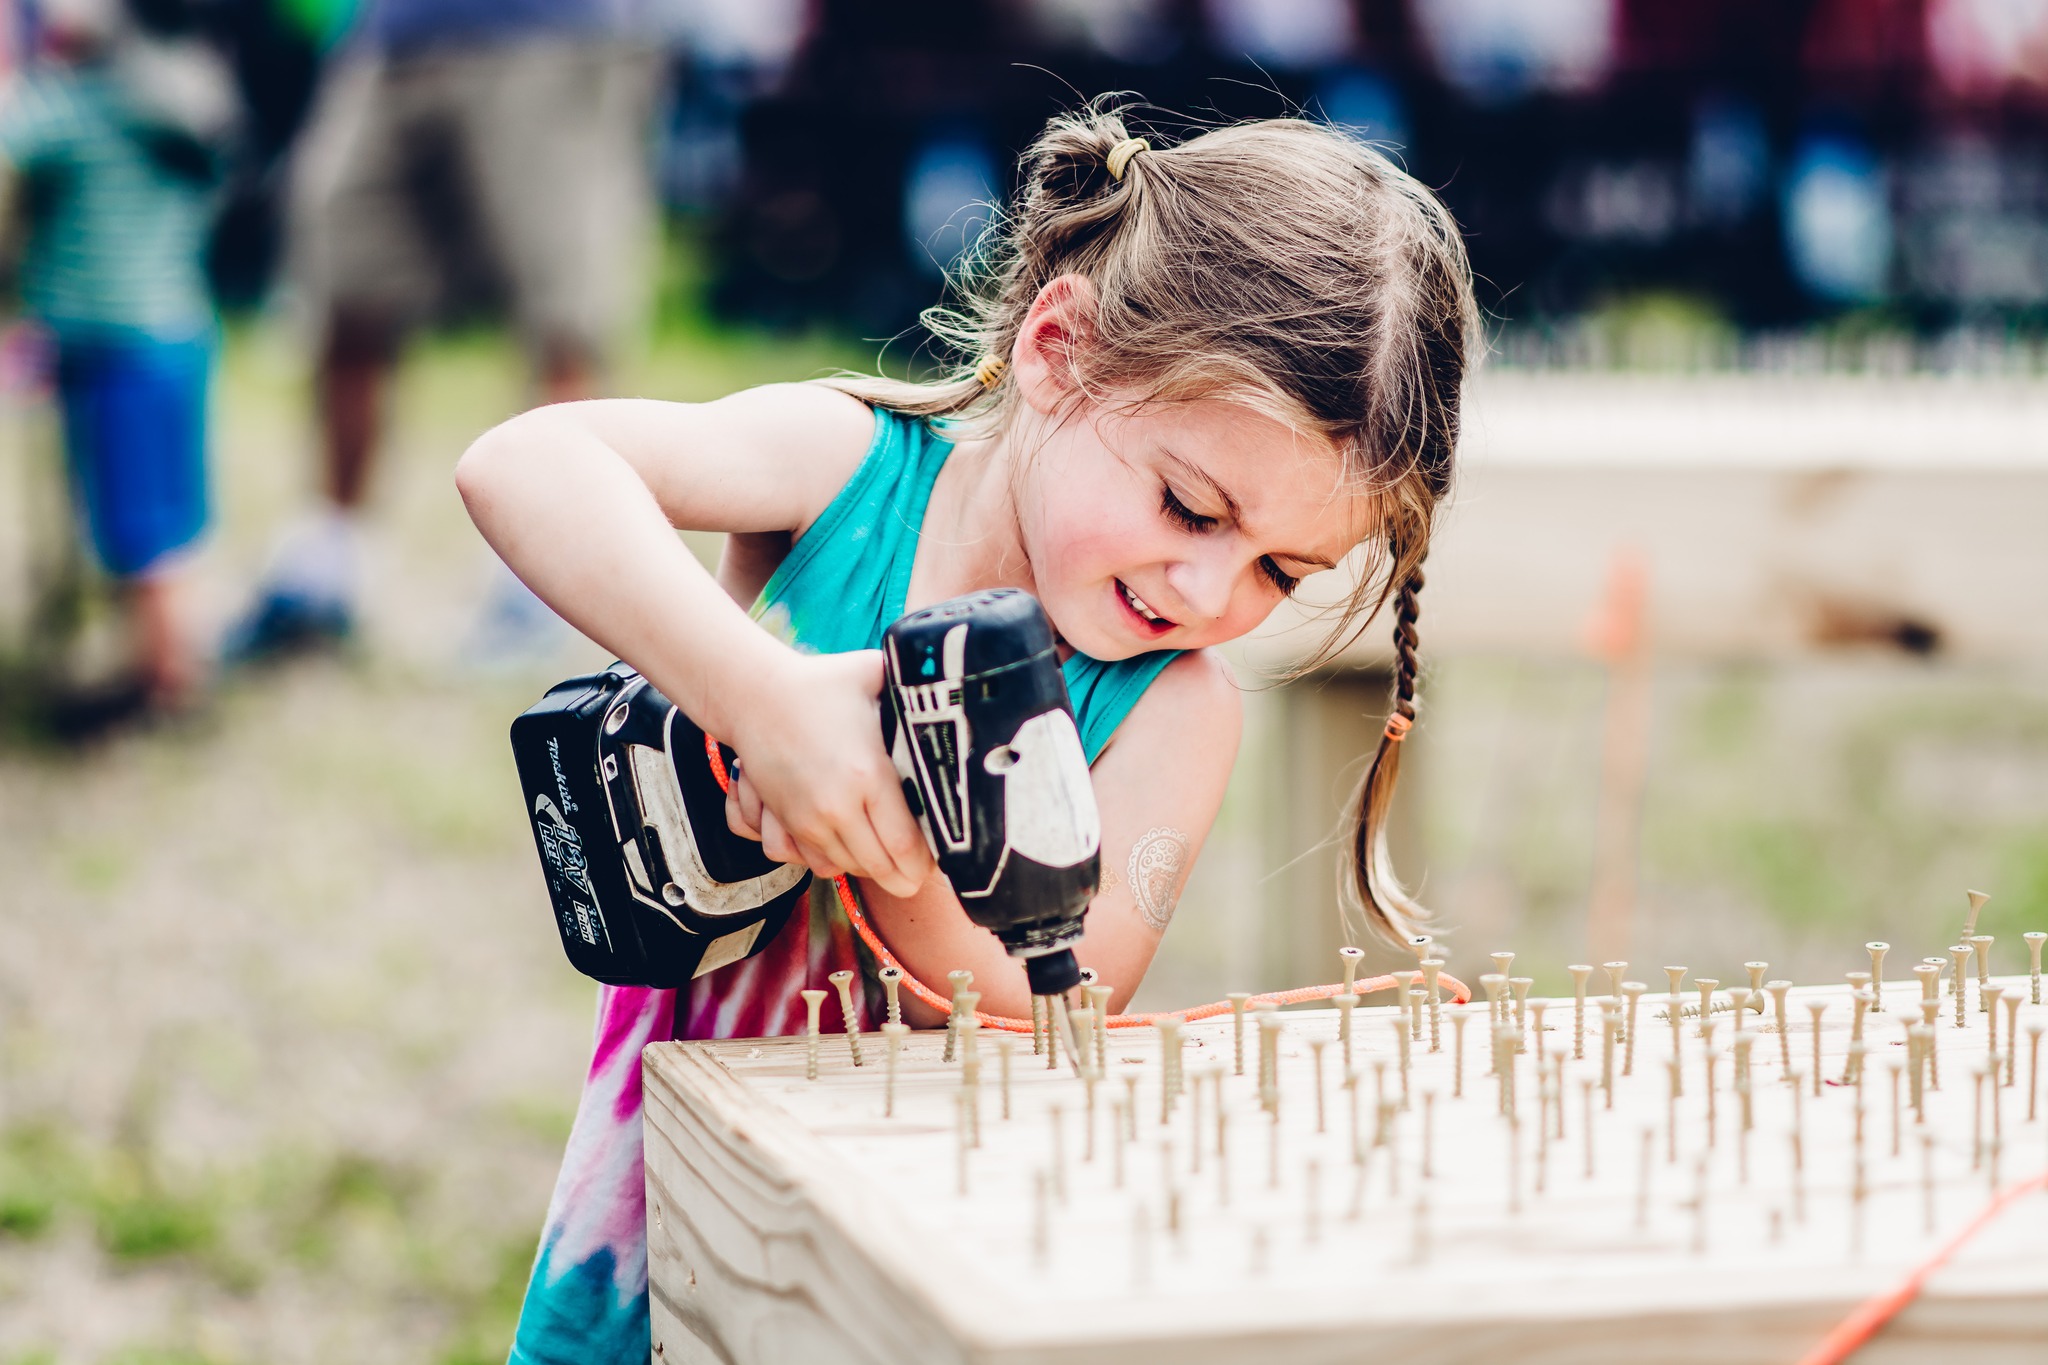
[509,588,1100,1001]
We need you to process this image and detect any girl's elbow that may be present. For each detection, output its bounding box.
[454,417,528,511]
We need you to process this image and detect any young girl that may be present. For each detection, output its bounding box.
[458,103,1477,1365]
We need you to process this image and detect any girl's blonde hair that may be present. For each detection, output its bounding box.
[830,98,1480,947]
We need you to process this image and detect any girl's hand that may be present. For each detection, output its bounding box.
[724,649,934,899]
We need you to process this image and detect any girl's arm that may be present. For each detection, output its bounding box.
[455,384,933,897]
[859,648,1243,1021]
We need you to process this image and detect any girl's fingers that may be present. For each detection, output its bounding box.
[790,835,845,882]
[726,772,764,840]
[758,808,801,866]
[870,797,935,887]
[839,807,919,899]
[861,802,929,897]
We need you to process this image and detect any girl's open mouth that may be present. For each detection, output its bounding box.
[1115,578,1176,636]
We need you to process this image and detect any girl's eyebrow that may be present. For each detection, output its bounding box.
[1160,449,1243,521]
[1161,449,1338,569]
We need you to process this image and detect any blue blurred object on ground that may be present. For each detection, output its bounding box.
[466,564,569,671]
[219,589,356,666]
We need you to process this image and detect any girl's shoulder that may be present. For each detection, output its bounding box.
[1147,648,1240,724]
[1095,647,1241,767]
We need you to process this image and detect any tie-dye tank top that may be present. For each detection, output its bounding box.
[505,404,1181,1364]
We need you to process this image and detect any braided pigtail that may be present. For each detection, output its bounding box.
[1343,553,1429,943]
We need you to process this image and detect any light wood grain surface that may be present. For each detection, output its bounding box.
[645,973,2048,1364]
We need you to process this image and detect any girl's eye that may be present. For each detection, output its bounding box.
[1259,558,1301,595]
[1160,484,1217,533]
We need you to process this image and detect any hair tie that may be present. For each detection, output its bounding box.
[974,355,1008,390]
[1106,137,1150,182]
[1383,712,1413,743]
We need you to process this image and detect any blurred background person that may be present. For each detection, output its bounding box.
[0,0,233,732]
[229,0,661,662]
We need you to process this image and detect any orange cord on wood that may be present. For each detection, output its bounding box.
[1794,1172,2047,1365]
[703,732,1472,1030]
[830,872,1469,1031]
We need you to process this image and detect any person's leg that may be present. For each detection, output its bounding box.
[128,564,201,709]
[233,57,437,659]
[53,331,214,722]
[460,39,660,395]
[536,332,596,407]
[452,40,660,663]
[319,303,403,512]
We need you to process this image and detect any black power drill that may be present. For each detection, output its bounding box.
[509,588,1100,998]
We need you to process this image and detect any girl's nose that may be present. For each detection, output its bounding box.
[1164,551,1235,626]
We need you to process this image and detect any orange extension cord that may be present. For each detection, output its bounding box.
[702,734,1471,1030]
[1793,1171,2047,1365]
[828,871,1471,1030]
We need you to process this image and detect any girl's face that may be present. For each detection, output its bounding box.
[1015,394,1376,661]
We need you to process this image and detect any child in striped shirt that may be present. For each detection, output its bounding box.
[0,1,231,727]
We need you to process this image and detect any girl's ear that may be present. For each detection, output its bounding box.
[1011,273,1098,417]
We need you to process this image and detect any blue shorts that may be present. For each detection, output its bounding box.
[56,331,213,578]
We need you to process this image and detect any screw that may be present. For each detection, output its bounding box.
[1480,974,1509,1049]
[801,989,827,1081]
[1491,951,1517,998]
[1920,998,1942,1090]
[1421,958,1445,1052]
[1228,992,1252,1075]
[1805,1000,1827,1097]
[1568,964,1593,1059]
[877,966,904,1026]
[1949,945,1974,1027]
[1622,982,1647,1076]
[1335,992,1358,1073]
[1339,946,1363,997]
[2026,1020,2043,1122]
[1310,1038,1328,1133]
[828,969,864,1066]
[2002,994,2020,1086]
[1602,961,1629,1027]
[1964,888,1990,939]
[882,1021,909,1116]
[1767,981,1793,1068]
[1969,935,1995,1012]
[1086,984,1113,1070]
[944,969,973,1062]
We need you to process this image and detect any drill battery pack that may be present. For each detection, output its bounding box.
[509,662,810,989]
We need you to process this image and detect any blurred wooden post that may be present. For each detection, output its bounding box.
[1585,548,1651,966]
[1267,667,1414,987]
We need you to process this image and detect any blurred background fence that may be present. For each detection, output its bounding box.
[3,2,2048,1363]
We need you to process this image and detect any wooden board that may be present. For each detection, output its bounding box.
[645,973,2048,1365]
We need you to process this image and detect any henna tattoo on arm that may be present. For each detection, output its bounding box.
[1128,826,1191,933]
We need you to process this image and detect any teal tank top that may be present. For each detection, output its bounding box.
[754,406,1181,763]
